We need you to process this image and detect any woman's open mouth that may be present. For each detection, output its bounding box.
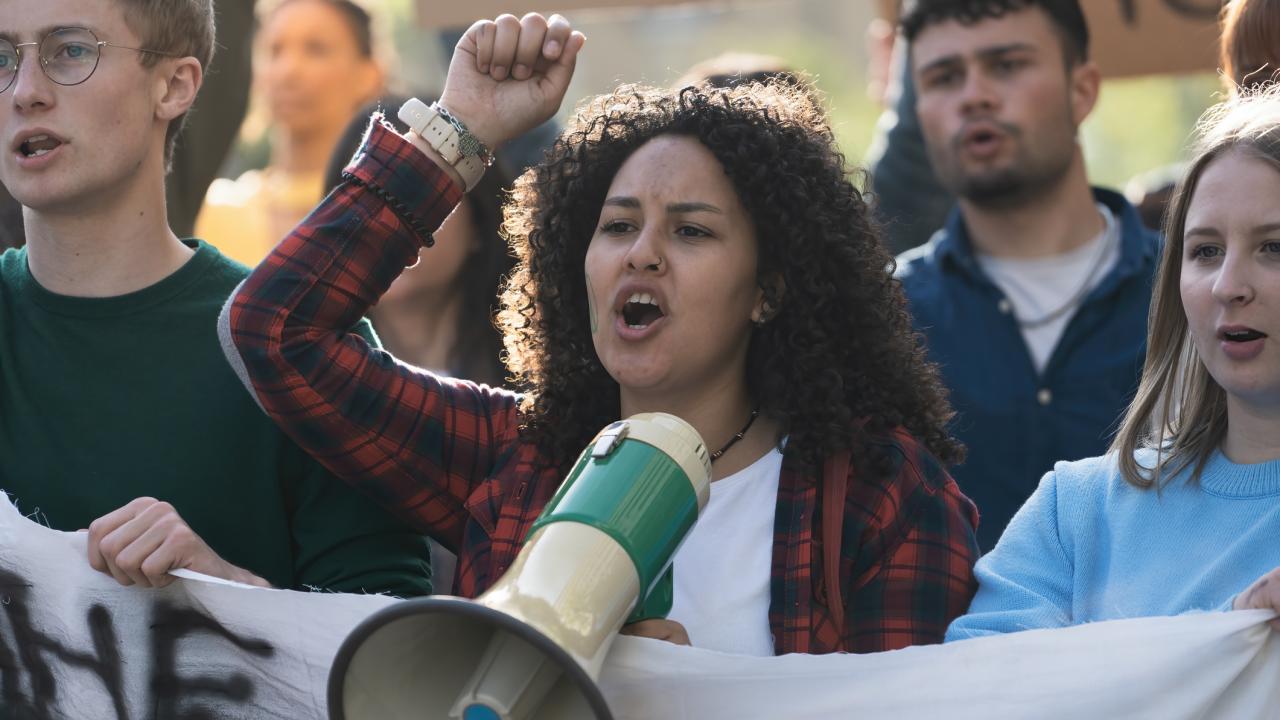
[1218,326,1268,361]
[621,292,665,329]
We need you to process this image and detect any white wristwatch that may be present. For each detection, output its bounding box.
[398,98,491,192]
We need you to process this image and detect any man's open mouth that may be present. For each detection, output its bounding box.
[19,134,63,158]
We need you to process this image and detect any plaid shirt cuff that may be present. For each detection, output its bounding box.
[344,114,465,244]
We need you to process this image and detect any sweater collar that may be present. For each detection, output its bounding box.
[1198,449,1280,498]
[16,239,216,318]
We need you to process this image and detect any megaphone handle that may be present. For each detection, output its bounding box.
[626,566,673,623]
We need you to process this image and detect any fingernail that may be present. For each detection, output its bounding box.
[492,65,507,80]
[514,63,529,79]
[479,63,489,73]
[545,41,560,56]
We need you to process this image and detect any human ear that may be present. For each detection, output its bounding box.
[1068,60,1101,127]
[154,57,203,122]
[751,273,786,324]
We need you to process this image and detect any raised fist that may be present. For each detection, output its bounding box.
[438,13,585,151]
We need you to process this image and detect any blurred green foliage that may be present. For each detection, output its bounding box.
[1084,72,1223,189]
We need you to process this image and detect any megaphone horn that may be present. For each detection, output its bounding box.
[329,412,712,720]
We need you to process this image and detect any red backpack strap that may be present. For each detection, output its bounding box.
[822,449,851,645]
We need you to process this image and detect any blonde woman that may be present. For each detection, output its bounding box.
[947,86,1280,640]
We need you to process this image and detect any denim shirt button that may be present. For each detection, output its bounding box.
[997,299,1012,314]
[1037,388,1053,406]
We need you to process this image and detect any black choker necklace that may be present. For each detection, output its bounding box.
[710,409,760,463]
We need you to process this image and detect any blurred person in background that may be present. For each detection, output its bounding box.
[1219,0,1280,94]
[165,0,256,238]
[895,0,1161,551]
[197,0,383,265]
[864,1,956,255]
[1119,0,1280,235]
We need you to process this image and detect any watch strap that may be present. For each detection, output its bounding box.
[397,98,486,191]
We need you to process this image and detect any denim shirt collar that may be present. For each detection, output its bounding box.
[931,187,1161,296]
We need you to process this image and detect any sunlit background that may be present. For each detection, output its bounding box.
[230,0,1226,192]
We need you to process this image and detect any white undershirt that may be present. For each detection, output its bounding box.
[975,203,1119,374]
[667,447,782,657]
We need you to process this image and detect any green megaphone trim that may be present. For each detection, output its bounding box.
[527,436,699,623]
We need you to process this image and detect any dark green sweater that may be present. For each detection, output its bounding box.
[0,241,432,596]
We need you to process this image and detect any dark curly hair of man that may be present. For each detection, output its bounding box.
[498,81,964,476]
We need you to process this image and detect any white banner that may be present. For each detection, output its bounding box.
[1,492,1277,719]
[0,493,400,719]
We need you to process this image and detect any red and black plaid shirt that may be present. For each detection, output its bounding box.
[224,120,979,654]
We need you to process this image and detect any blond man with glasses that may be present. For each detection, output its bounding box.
[0,0,433,599]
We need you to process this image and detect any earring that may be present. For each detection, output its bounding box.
[753,302,772,326]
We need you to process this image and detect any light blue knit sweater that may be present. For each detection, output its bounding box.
[947,448,1280,641]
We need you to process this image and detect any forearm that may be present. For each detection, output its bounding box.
[272,119,463,334]
[223,118,460,405]
[220,119,509,528]
[944,475,1075,642]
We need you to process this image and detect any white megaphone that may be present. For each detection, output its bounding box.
[328,412,712,720]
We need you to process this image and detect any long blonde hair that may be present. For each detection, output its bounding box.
[1112,86,1280,488]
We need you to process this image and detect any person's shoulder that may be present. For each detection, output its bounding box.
[843,427,977,538]
[893,231,945,280]
[858,426,953,495]
[1043,451,1141,503]
[176,241,252,300]
[893,230,952,311]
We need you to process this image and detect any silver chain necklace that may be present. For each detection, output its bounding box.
[1008,215,1116,330]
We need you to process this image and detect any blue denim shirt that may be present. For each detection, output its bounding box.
[896,188,1161,551]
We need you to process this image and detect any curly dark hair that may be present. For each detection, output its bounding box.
[499,82,964,475]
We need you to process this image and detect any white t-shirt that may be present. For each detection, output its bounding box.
[976,203,1119,374]
[667,447,783,657]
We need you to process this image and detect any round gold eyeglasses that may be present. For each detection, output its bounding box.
[0,27,177,93]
